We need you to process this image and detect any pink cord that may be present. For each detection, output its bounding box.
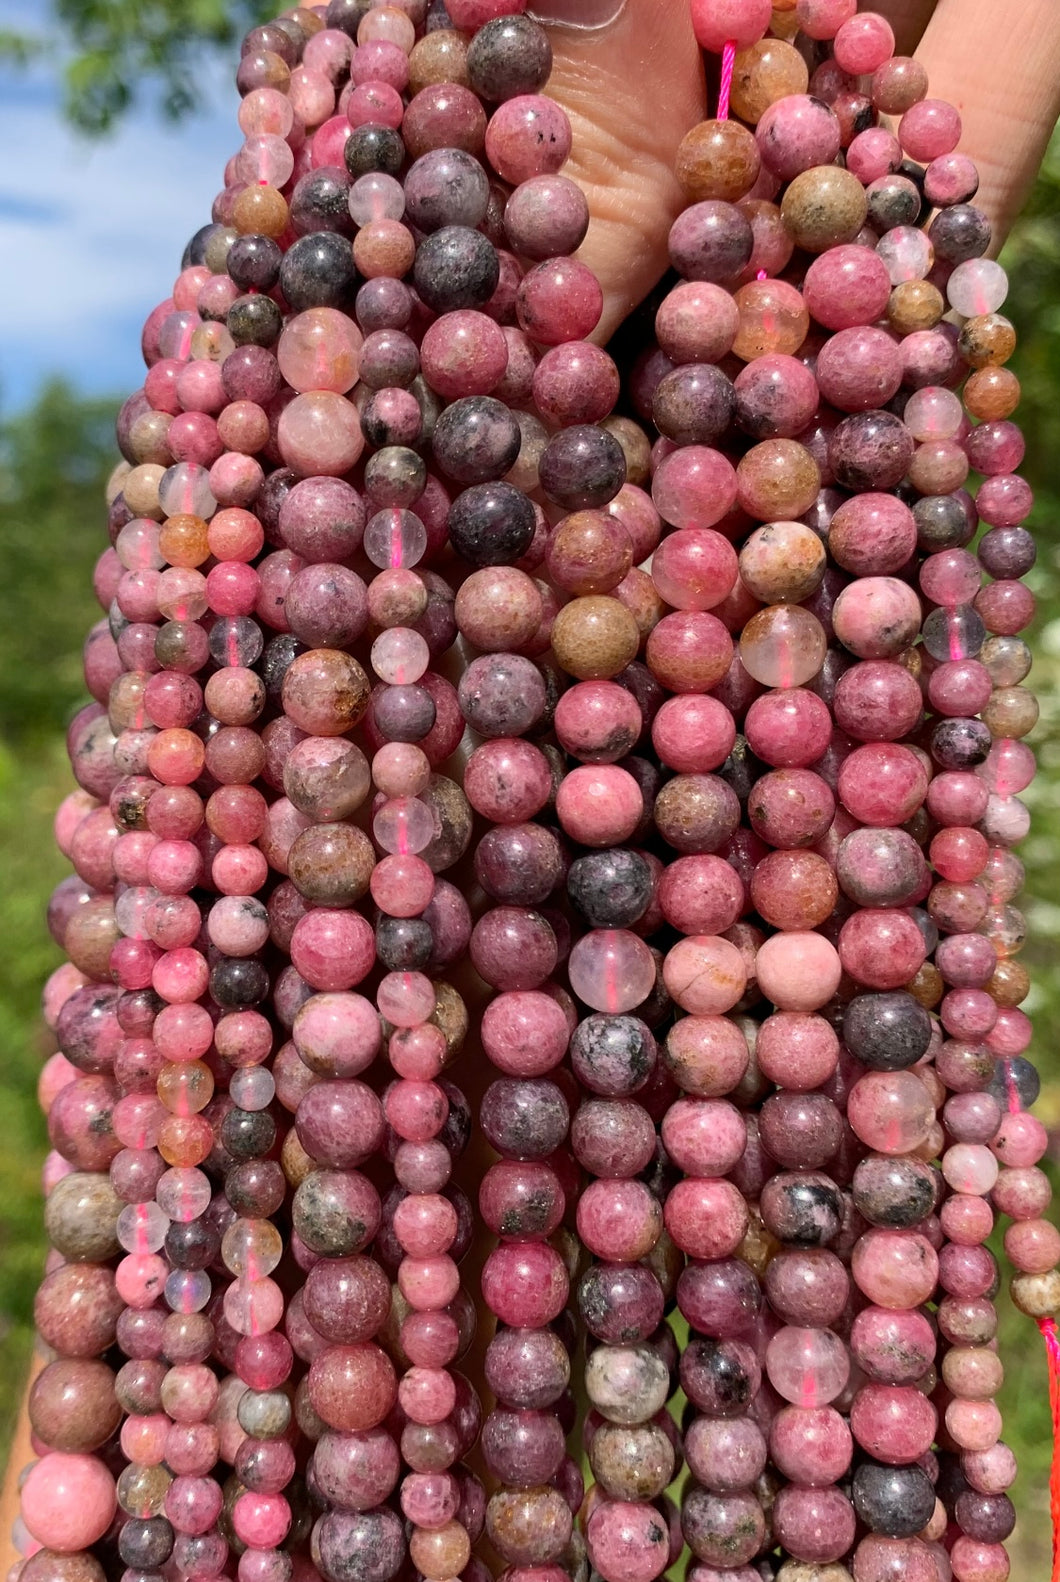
[717,38,736,121]
[1038,1316,1060,1582]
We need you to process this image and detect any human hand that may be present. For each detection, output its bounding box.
[528,0,1060,341]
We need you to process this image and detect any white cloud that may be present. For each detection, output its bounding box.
[0,56,243,408]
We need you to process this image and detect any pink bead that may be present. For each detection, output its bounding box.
[651,529,738,611]
[370,854,435,917]
[754,931,842,1012]
[690,0,772,52]
[233,1491,292,1550]
[277,392,364,476]
[652,446,738,530]
[852,1230,939,1308]
[833,12,895,74]
[481,991,572,1077]
[290,909,375,991]
[652,695,735,774]
[848,1071,935,1154]
[447,0,527,24]
[482,1241,569,1328]
[838,909,926,989]
[900,98,962,161]
[664,1177,748,1259]
[486,96,572,186]
[569,929,658,1014]
[765,1326,850,1408]
[517,257,602,346]
[663,935,747,1015]
[556,765,643,847]
[846,126,902,184]
[21,1453,117,1552]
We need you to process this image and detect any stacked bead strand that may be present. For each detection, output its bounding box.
[14,2,1058,1582]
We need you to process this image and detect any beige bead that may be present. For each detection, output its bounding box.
[551,595,640,680]
[731,39,808,123]
[782,165,869,253]
[1011,1267,1060,1318]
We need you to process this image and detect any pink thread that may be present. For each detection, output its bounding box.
[717,38,736,121]
[1037,1316,1060,1582]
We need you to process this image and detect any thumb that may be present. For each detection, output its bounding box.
[529,0,707,341]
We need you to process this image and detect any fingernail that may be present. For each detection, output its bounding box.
[528,0,628,30]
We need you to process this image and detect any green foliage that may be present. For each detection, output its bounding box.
[0,386,118,1451]
[0,380,117,742]
[5,0,274,133]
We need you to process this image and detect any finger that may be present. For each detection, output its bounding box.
[532,0,706,341]
[877,0,937,58]
[912,0,1060,250]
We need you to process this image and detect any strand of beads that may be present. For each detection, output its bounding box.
[17,0,1059,1580]
[680,6,1046,1582]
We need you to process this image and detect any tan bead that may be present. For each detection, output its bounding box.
[408,28,471,93]
[776,1563,854,1582]
[781,165,869,253]
[1011,1268,1060,1318]
[769,6,802,40]
[732,279,809,360]
[737,1206,779,1276]
[410,1521,472,1581]
[282,1129,315,1188]
[117,1460,172,1519]
[614,567,666,642]
[603,416,653,487]
[65,896,121,979]
[354,219,416,280]
[430,980,469,1057]
[737,439,821,521]
[127,409,174,467]
[731,39,808,123]
[908,440,969,495]
[920,1497,948,1543]
[959,312,1017,368]
[160,512,211,568]
[123,462,166,518]
[980,685,1038,739]
[190,321,235,362]
[887,279,945,334]
[739,520,826,604]
[550,595,640,680]
[987,958,1030,1006]
[232,182,289,238]
[676,119,761,203]
[107,460,131,506]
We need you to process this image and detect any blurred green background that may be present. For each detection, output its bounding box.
[0,6,1059,1577]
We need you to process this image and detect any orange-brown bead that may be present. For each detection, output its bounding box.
[958,313,1017,368]
[675,119,761,203]
[964,366,1021,421]
[232,183,289,238]
[731,38,808,123]
[550,596,640,680]
[887,280,945,334]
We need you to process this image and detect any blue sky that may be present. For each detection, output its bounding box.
[0,5,242,411]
